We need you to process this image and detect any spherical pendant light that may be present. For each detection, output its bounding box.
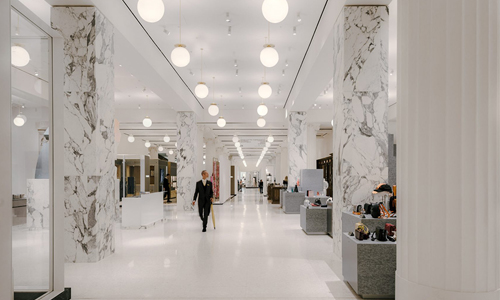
[235,142,241,147]
[128,135,135,143]
[266,142,271,147]
[13,114,26,127]
[257,103,269,116]
[208,103,219,116]
[145,140,151,148]
[331,119,334,126]
[267,135,274,143]
[175,142,178,148]
[262,0,289,24]
[137,0,165,23]
[11,45,30,67]
[217,117,226,128]
[143,116,152,127]
[258,82,272,99]
[158,146,164,152]
[195,82,209,98]
[163,135,170,143]
[257,117,266,127]
[171,44,190,67]
[260,45,279,68]
[169,149,174,155]
[232,136,239,143]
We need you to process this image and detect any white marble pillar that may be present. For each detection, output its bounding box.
[195,125,204,184]
[288,112,307,188]
[307,124,320,169]
[204,138,216,176]
[331,6,389,257]
[280,146,289,185]
[396,1,499,299]
[176,112,197,211]
[52,7,116,263]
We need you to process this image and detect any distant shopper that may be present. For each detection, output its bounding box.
[192,170,214,232]
[283,176,288,189]
[163,173,171,202]
[259,179,264,194]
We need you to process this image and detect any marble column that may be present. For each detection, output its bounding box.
[52,7,116,263]
[397,1,499,299]
[195,125,204,183]
[288,112,307,188]
[176,112,197,211]
[331,6,389,257]
[204,138,216,176]
[307,123,320,169]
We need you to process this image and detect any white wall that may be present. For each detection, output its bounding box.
[316,131,333,160]
[218,153,231,201]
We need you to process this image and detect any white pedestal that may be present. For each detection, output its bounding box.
[122,192,164,229]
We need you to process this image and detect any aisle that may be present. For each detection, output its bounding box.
[67,189,358,299]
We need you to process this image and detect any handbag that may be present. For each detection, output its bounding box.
[385,223,396,236]
[364,203,372,214]
[370,203,381,218]
[371,226,388,241]
[390,196,397,212]
[354,222,369,240]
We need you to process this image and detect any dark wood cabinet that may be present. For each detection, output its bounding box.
[317,154,333,197]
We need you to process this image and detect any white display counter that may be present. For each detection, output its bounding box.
[122,192,164,229]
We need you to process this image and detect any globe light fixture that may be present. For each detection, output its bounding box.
[128,135,135,143]
[163,135,170,143]
[145,140,151,148]
[195,82,209,98]
[257,117,266,127]
[158,146,164,152]
[232,136,239,143]
[137,0,165,23]
[267,135,274,143]
[260,45,279,68]
[235,142,241,147]
[171,45,190,67]
[169,149,174,155]
[175,142,177,148]
[258,82,272,99]
[262,0,289,23]
[257,103,269,116]
[217,116,226,128]
[331,119,334,126]
[13,114,26,127]
[208,103,219,116]
[266,142,271,147]
[143,116,152,127]
[11,45,30,67]
[194,48,209,98]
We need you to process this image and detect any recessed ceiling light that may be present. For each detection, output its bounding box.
[297,12,302,22]
[228,26,232,36]
[226,12,231,22]
[119,64,122,67]
[234,60,238,67]
[293,26,297,35]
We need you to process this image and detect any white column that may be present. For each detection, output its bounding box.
[396,1,499,299]
[280,146,289,185]
[0,0,12,297]
[275,152,282,184]
[288,112,307,187]
[195,125,204,183]
[52,7,116,263]
[204,138,216,176]
[307,123,320,169]
[176,112,197,211]
[331,5,389,257]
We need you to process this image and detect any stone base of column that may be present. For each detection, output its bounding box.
[396,273,500,300]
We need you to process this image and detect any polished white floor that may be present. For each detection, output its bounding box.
[65,189,365,300]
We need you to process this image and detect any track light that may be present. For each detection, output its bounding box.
[235,69,239,76]
[234,60,238,67]
[282,69,285,76]
[293,26,297,35]
[228,26,232,36]
[297,12,302,22]
[226,12,231,22]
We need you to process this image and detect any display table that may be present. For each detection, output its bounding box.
[300,205,329,234]
[271,185,283,204]
[342,233,396,298]
[342,212,396,234]
[122,192,164,229]
[282,192,305,214]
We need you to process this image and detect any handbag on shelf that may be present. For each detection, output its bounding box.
[385,223,396,237]
[370,203,381,218]
[371,226,388,242]
[364,203,372,214]
[354,222,369,240]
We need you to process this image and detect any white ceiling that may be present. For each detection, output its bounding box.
[121,0,328,110]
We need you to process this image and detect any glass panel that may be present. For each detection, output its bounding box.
[11,8,51,294]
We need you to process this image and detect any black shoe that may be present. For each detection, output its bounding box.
[202,228,206,232]
[166,200,172,203]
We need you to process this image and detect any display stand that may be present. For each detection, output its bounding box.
[282,192,305,214]
[122,192,164,229]
[300,205,329,234]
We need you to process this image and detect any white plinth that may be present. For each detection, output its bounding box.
[122,192,164,229]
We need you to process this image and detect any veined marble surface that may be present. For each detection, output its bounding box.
[288,112,307,188]
[177,112,197,211]
[52,7,116,263]
[26,179,50,230]
[332,6,389,257]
